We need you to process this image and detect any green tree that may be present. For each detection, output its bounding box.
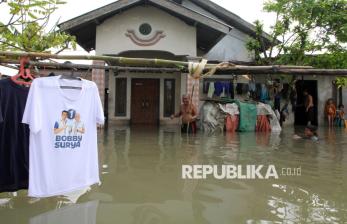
[246,0,347,86]
[247,0,347,65]
[0,0,76,53]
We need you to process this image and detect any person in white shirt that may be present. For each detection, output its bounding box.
[73,113,85,136]
[54,111,68,135]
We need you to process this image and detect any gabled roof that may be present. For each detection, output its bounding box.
[189,0,274,44]
[59,0,275,53]
[59,0,233,52]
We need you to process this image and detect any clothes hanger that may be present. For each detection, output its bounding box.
[59,61,82,90]
[11,57,34,86]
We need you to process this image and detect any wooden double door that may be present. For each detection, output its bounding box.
[131,79,160,125]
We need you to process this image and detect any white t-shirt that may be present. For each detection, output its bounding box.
[22,76,104,197]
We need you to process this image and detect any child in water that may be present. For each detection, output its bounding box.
[325,99,336,128]
[293,125,319,141]
[336,104,345,127]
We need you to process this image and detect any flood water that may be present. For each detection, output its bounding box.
[1,126,347,223]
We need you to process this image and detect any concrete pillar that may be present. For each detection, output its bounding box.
[91,60,105,106]
[343,88,347,108]
[317,76,335,125]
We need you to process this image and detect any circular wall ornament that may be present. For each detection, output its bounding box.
[139,23,152,36]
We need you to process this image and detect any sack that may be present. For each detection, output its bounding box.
[235,100,257,132]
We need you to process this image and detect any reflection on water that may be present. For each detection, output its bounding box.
[0,126,346,223]
[30,201,98,224]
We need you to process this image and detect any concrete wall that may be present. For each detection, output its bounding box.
[108,72,183,125]
[205,29,254,62]
[343,88,347,108]
[95,5,197,56]
[317,76,334,125]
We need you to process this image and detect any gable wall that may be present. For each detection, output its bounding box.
[95,5,197,56]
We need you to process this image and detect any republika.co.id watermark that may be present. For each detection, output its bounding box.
[182,165,301,180]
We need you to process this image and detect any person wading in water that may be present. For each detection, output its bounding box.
[303,90,314,125]
[171,95,198,134]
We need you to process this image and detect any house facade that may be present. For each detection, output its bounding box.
[59,0,346,126]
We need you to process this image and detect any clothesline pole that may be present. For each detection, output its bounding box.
[0,51,190,68]
[1,51,347,76]
[0,51,314,69]
[0,60,182,73]
[1,59,347,76]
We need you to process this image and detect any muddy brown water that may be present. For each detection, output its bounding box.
[1,126,346,223]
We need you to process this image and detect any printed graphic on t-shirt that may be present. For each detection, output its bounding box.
[53,109,85,149]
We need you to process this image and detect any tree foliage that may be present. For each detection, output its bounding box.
[246,0,347,86]
[247,0,347,65]
[0,0,76,53]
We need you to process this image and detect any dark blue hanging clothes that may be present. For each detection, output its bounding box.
[0,78,30,193]
[214,81,223,96]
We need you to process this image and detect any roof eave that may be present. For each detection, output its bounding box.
[59,0,141,31]
[59,0,232,34]
[189,0,275,44]
[58,0,233,52]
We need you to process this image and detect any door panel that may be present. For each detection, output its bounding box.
[131,79,159,125]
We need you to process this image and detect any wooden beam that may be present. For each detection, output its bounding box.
[215,67,347,76]
[1,59,346,76]
[0,51,314,70]
[0,51,189,68]
[0,60,181,73]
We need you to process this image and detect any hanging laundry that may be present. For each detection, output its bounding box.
[203,81,209,93]
[229,82,235,99]
[242,83,249,94]
[260,84,269,103]
[220,82,231,98]
[220,88,226,97]
[214,81,223,97]
[249,79,256,92]
[236,83,243,95]
[0,78,30,193]
[219,82,227,98]
[207,81,215,98]
[249,79,256,99]
[22,76,105,197]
